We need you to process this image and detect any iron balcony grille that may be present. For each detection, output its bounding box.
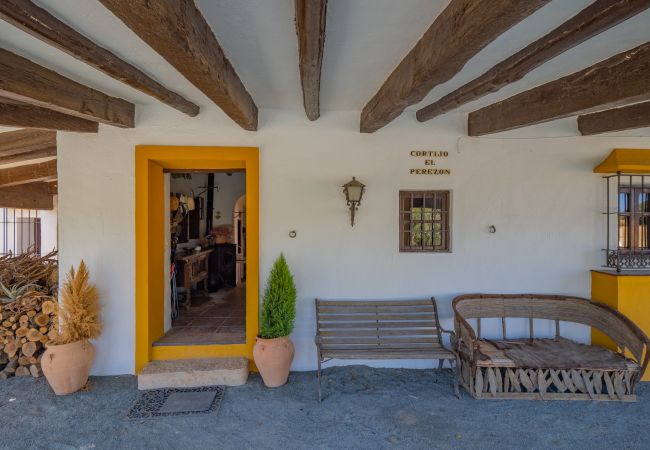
[606,250,650,270]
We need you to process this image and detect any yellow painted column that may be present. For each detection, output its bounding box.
[591,270,650,381]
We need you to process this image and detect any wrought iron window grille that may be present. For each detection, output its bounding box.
[399,190,451,253]
[0,208,41,256]
[602,173,650,271]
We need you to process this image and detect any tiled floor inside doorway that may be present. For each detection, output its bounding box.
[154,284,246,346]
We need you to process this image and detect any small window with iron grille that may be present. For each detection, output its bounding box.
[602,174,650,270]
[399,190,451,252]
[617,186,650,252]
[0,208,42,256]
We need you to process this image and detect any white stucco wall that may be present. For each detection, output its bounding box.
[40,196,58,256]
[213,172,246,227]
[56,105,650,375]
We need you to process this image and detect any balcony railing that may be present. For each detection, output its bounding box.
[606,250,650,270]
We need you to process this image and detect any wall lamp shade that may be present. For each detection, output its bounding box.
[342,177,365,226]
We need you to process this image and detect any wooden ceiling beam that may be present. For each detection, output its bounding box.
[468,42,650,136]
[0,99,97,132]
[0,182,54,210]
[359,0,549,133]
[0,146,56,166]
[99,0,258,130]
[0,130,56,160]
[0,0,199,117]
[0,159,57,187]
[295,0,328,121]
[417,0,650,122]
[0,129,56,157]
[578,101,650,135]
[46,180,57,195]
[0,48,134,128]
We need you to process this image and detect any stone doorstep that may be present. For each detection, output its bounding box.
[138,357,249,390]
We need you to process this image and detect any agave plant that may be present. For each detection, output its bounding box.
[0,281,39,303]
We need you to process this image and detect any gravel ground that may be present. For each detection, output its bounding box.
[0,365,647,450]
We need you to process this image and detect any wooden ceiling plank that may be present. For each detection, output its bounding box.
[468,42,650,136]
[99,0,258,131]
[359,0,549,133]
[295,0,328,121]
[0,100,98,132]
[0,129,55,157]
[0,159,57,187]
[578,101,650,135]
[0,0,199,117]
[0,182,54,210]
[0,147,56,166]
[0,48,134,128]
[417,0,650,122]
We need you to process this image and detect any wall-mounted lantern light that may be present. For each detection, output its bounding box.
[342,177,365,227]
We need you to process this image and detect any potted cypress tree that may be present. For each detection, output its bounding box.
[253,254,296,387]
[42,261,102,395]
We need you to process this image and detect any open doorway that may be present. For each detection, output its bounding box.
[134,145,259,373]
[154,170,246,347]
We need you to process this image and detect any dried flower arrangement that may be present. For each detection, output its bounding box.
[55,261,102,344]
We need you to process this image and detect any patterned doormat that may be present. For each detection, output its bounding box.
[125,386,225,420]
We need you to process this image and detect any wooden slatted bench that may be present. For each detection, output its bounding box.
[315,298,458,401]
[453,294,650,401]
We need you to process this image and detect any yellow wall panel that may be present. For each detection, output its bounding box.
[591,271,650,381]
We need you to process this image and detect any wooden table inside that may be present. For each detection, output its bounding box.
[175,249,213,311]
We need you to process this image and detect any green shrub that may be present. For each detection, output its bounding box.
[259,254,296,339]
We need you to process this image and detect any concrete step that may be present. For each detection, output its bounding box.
[138,357,249,390]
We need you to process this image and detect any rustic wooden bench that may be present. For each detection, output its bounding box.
[315,298,458,401]
[453,294,650,401]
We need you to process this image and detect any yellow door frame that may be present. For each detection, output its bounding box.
[135,145,259,373]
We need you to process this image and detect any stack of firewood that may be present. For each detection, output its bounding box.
[0,295,57,379]
[0,251,58,379]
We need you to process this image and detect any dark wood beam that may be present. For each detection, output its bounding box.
[0,99,97,132]
[0,48,134,128]
[0,0,199,117]
[359,0,549,133]
[0,129,55,157]
[0,147,56,166]
[99,0,258,130]
[468,42,650,136]
[46,180,57,195]
[578,101,650,135]
[0,159,57,187]
[295,0,327,121]
[417,0,650,122]
[0,182,53,209]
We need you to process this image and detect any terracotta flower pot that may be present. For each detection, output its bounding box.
[253,336,294,387]
[41,340,96,395]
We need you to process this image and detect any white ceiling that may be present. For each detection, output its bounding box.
[0,0,648,124]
